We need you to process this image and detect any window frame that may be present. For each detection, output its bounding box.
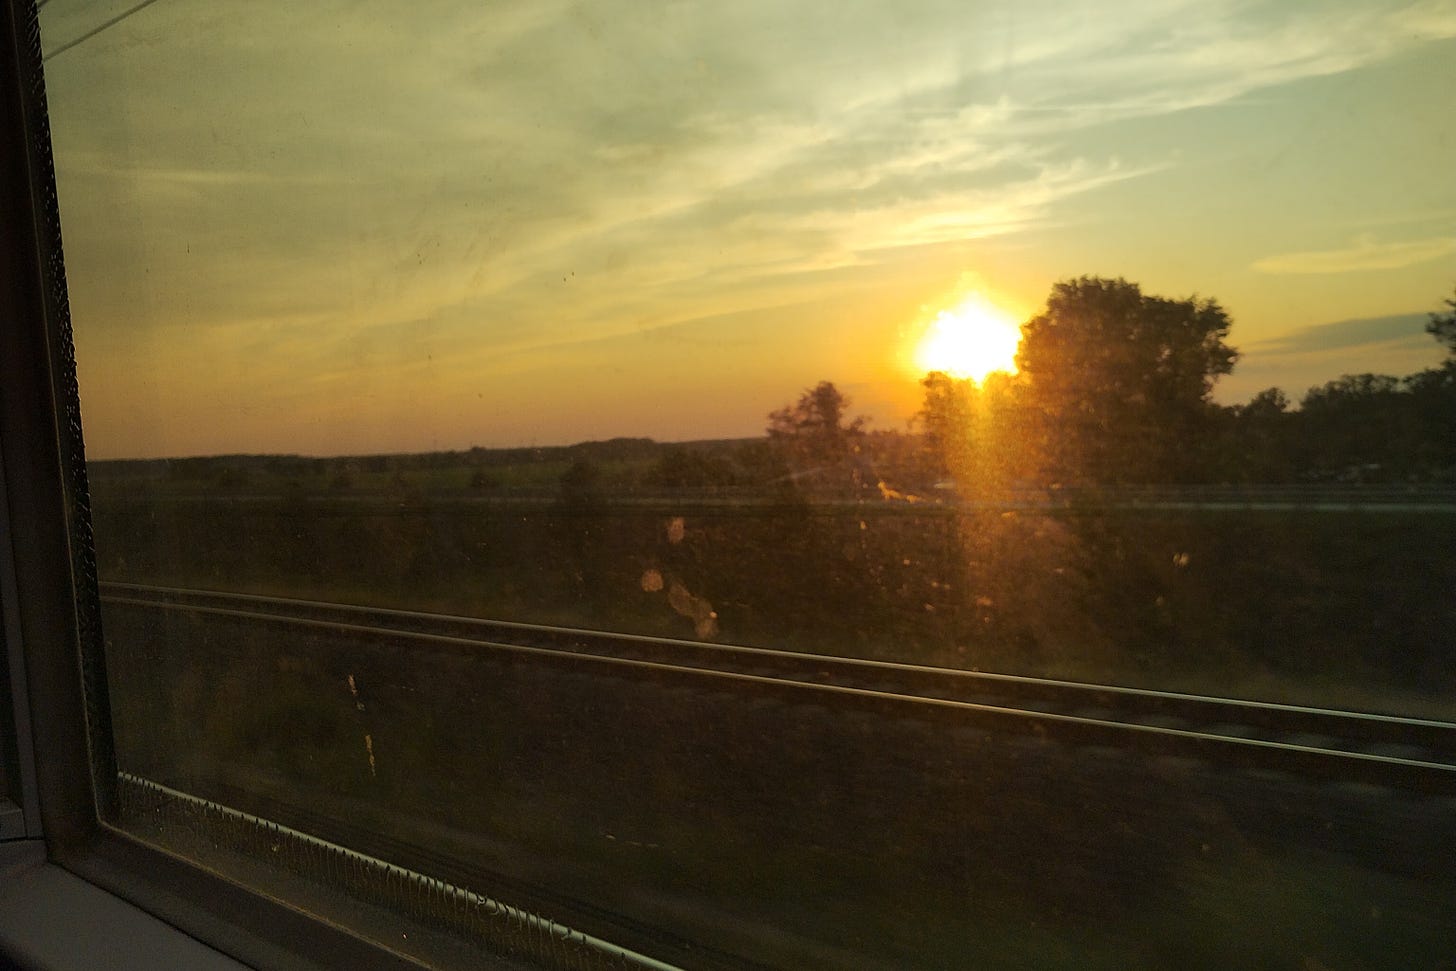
[6,1,1451,967]
[0,4,508,968]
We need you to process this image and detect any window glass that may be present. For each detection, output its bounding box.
[39,2,1456,968]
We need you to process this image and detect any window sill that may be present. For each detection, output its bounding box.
[0,840,249,971]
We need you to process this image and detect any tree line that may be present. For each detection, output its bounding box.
[762,277,1456,494]
[89,277,1454,498]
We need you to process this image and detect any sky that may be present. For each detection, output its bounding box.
[38,0,1456,459]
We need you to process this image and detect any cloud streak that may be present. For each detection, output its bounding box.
[48,1,1456,330]
[39,0,1456,455]
[1248,313,1433,355]
[1253,237,1456,275]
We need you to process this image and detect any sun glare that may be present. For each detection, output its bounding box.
[915,294,1022,383]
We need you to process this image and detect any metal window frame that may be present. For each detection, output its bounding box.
[0,3,478,968]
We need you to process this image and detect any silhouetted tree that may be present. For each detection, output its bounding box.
[916,370,1027,493]
[1302,373,1401,407]
[1409,285,1456,475]
[1402,363,1456,479]
[1213,387,1296,483]
[1213,288,1456,483]
[1282,286,1456,482]
[767,381,868,491]
[1297,374,1410,479]
[1244,386,1290,417]
[1015,277,1238,484]
[916,371,973,481]
[1427,285,1456,356]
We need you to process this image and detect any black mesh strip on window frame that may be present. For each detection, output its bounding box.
[11,0,118,824]
[117,772,685,971]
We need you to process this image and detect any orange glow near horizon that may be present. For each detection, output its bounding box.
[914,293,1023,383]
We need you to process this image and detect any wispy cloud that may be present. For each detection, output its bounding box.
[41,0,1456,454]
[50,0,1456,341]
[1252,237,1456,275]
[892,0,1456,137]
[1249,313,1433,355]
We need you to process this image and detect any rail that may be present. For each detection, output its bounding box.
[98,582,1456,791]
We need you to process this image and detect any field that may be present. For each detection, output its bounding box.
[86,446,1456,968]
[88,447,1456,717]
[100,578,1456,970]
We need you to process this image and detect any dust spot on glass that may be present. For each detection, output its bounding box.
[348,674,374,776]
[346,673,365,711]
[668,580,718,638]
[877,480,923,503]
[640,568,664,592]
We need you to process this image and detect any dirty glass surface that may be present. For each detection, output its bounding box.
[39,1,1456,968]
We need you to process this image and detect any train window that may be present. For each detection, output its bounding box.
[24,0,1456,967]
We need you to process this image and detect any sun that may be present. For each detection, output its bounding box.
[915,293,1022,383]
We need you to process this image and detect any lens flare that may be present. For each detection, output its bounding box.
[915,294,1021,383]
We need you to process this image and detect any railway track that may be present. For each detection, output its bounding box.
[99,581,1456,790]
[101,580,1456,967]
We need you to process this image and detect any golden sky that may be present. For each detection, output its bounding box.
[39,0,1456,458]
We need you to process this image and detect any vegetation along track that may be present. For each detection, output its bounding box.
[100,581,1456,791]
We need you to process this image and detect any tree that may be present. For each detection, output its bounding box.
[1297,374,1411,480]
[1212,387,1295,483]
[766,381,867,482]
[1014,277,1238,484]
[1301,373,1401,410]
[916,371,974,481]
[1402,362,1456,478]
[1242,387,1290,418]
[916,370,1027,493]
[1427,284,1456,356]
[1408,285,1456,476]
[1284,288,1456,481]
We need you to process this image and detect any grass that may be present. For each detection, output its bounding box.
[87,479,1456,721]
[104,598,1456,970]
